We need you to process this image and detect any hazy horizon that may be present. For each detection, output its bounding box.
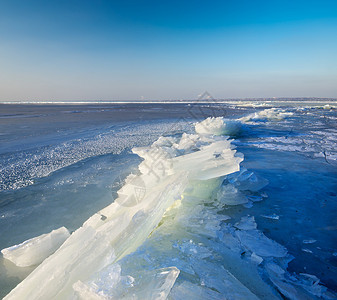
[1,96,337,104]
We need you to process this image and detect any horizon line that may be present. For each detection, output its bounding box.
[1,97,337,105]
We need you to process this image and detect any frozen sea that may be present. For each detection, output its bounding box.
[0,100,336,299]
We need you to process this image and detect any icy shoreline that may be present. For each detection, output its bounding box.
[2,112,337,299]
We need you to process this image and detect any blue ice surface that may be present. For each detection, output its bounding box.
[232,105,337,291]
[0,102,336,298]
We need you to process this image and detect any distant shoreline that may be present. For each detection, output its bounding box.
[1,97,336,105]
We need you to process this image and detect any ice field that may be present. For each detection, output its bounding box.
[0,101,336,299]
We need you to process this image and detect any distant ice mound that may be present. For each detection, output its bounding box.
[319,104,336,110]
[195,117,242,136]
[239,108,293,122]
[1,227,70,267]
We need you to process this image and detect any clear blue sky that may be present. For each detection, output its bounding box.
[0,0,336,101]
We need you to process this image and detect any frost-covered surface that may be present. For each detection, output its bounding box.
[245,129,337,162]
[0,120,192,191]
[1,227,70,267]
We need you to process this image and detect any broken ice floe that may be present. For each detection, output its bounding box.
[236,229,288,258]
[73,265,179,300]
[234,216,287,258]
[227,168,269,192]
[1,227,70,267]
[234,216,257,231]
[216,184,248,205]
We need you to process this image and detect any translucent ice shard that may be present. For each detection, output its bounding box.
[168,281,224,300]
[217,184,248,205]
[1,227,70,267]
[73,266,179,300]
[236,229,287,258]
[4,173,187,299]
[185,260,260,300]
[72,281,105,300]
[264,263,335,299]
[250,252,263,265]
[235,216,257,231]
[227,168,269,192]
[172,140,243,180]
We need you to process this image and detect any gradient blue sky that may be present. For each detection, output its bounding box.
[0,0,337,101]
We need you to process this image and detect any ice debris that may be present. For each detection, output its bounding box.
[302,239,317,244]
[227,168,269,192]
[235,216,257,231]
[4,119,243,299]
[261,214,280,220]
[216,184,248,205]
[236,229,288,258]
[250,252,263,265]
[239,108,293,122]
[1,227,70,267]
[73,266,180,300]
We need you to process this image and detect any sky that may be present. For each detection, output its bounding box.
[0,0,337,101]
